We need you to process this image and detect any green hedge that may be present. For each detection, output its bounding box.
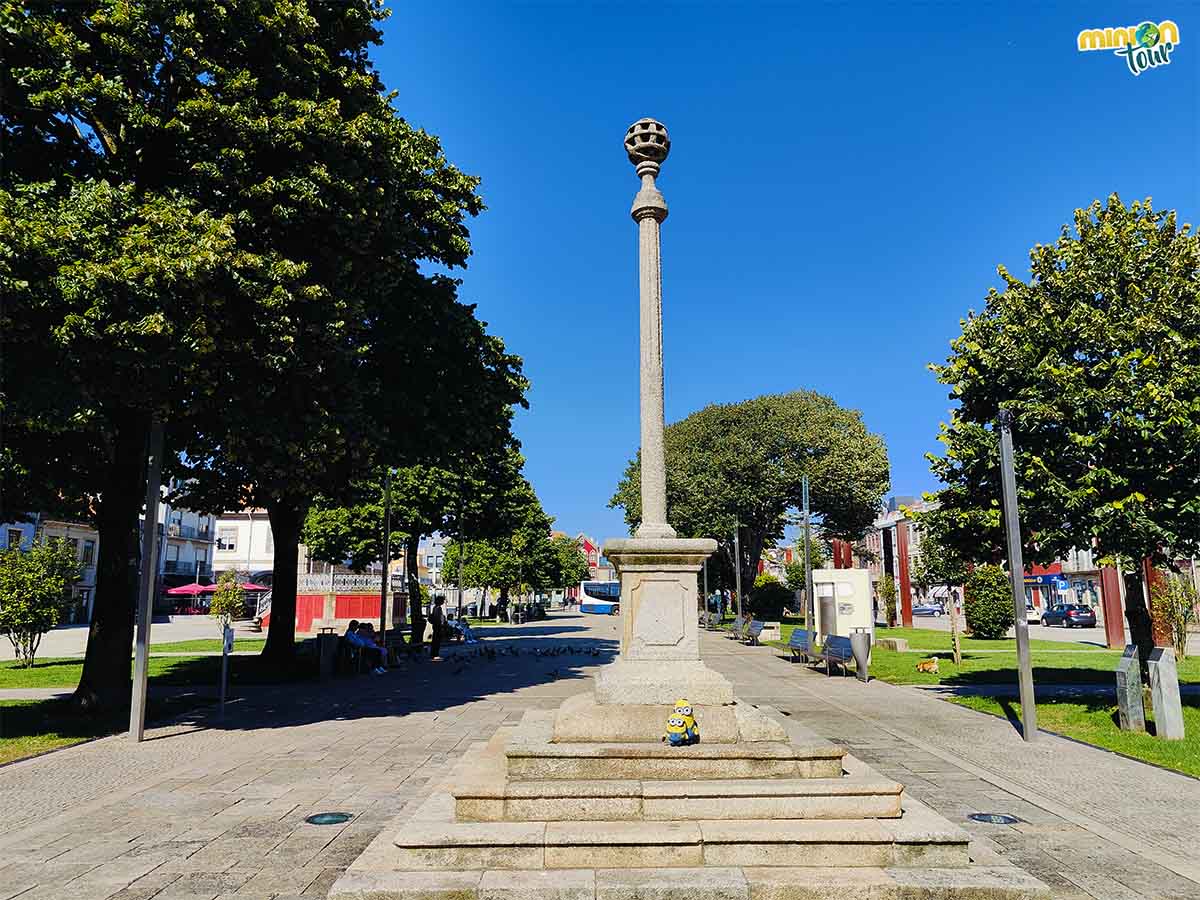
[964,564,1014,639]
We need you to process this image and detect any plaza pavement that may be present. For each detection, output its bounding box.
[0,612,1196,899]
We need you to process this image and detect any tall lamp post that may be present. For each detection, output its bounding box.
[998,409,1037,741]
[802,474,814,635]
[130,418,165,742]
[733,521,743,620]
[378,467,393,639]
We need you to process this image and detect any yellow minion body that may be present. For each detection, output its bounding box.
[663,714,689,746]
[673,698,700,744]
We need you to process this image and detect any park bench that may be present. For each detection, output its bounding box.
[725,614,745,638]
[811,634,854,677]
[743,619,765,646]
[788,629,816,663]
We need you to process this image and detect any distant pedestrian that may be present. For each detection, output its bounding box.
[430,595,446,661]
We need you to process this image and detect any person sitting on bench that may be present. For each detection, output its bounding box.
[344,620,387,674]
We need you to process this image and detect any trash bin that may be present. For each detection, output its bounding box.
[317,631,338,681]
[850,629,871,683]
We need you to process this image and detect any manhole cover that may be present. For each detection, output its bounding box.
[968,813,1021,825]
[305,812,352,826]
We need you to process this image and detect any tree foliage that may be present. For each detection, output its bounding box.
[0,538,81,667]
[749,573,792,621]
[877,574,898,627]
[1150,575,1197,660]
[610,391,889,595]
[1,0,526,701]
[208,570,245,635]
[963,564,1014,640]
[928,195,1200,660]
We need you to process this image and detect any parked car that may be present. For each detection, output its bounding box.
[912,603,944,617]
[1041,604,1097,628]
[1024,603,1042,625]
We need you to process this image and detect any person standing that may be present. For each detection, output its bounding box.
[429,595,446,661]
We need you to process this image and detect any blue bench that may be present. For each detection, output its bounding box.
[788,629,816,662]
[789,631,854,676]
[743,620,765,646]
[726,614,746,638]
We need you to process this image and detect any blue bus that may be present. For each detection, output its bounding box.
[578,580,620,615]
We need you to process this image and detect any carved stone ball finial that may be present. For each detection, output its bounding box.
[625,118,670,169]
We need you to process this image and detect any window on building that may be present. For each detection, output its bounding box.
[166,544,179,562]
[197,549,208,565]
[81,540,95,565]
[426,555,435,567]
[6,529,22,549]
[66,537,79,555]
[265,529,273,553]
[217,528,237,552]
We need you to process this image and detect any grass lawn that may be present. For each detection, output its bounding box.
[948,694,1200,779]
[766,625,1200,687]
[0,693,218,766]
[149,637,267,653]
[0,653,317,690]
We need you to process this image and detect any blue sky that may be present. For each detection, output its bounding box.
[376,3,1198,541]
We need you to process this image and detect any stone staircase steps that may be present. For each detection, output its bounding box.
[332,865,1050,900]
[393,798,969,871]
[455,775,904,822]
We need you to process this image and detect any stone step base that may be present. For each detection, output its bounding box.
[507,711,845,781]
[392,799,969,871]
[456,775,903,822]
[330,865,1049,899]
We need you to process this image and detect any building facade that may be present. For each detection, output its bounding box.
[212,509,312,580]
[2,516,100,624]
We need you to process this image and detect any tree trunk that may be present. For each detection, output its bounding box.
[262,499,304,664]
[74,410,149,714]
[406,533,424,647]
[1123,567,1155,678]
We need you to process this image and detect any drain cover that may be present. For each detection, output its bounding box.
[305,812,352,825]
[968,813,1021,825]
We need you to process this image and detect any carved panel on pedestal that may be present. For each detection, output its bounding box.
[631,576,686,648]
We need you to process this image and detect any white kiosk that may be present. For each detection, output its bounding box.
[812,568,873,640]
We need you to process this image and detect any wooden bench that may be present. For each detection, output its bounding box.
[743,620,765,646]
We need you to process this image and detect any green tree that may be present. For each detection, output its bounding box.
[1150,576,1197,660]
[877,574,898,628]
[610,391,890,595]
[963,564,1014,640]
[208,570,245,636]
[929,196,1200,666]
[783,541,826,594]
[2,0,510,705]
[749,573,792,621]
[0,538,81,667]
[550,534,591,588]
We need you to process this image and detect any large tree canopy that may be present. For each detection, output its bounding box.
[610,391,890,594]
[928,195,1200,662]
[0,0,523,704]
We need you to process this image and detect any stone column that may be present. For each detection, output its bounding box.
[625,118,676,541]
[594,120,732,706]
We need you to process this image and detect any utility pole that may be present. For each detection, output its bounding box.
[457,534,465,622]
[733,521,743,620]
[378,467,393,639]
[998,409,1037,741]
[803,474,814,635]
[130,418,165,742]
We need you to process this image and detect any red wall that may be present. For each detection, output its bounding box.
[335,594,381,620]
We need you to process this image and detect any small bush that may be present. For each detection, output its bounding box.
[209,570,245,634]
[748,573,791,621]
[964,564,1014,639]
[1151,575,1197,660]
[877,575,898,627]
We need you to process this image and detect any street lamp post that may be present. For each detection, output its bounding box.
[130,418,165,742]
[998,409,1038,741]
[378,467,393,640]
[733,521,743,621]
[803,474,814,635]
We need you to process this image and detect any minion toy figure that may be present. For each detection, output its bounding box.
[674,698,700,745]
[663,714,689,747]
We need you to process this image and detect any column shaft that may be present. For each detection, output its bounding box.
[638,213,668,530]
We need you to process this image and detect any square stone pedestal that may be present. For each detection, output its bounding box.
[596,536,734,706]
